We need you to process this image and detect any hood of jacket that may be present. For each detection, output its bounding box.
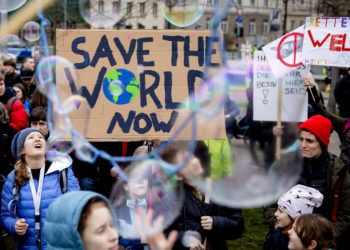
[44,191,112,250]
[46,151,72,175]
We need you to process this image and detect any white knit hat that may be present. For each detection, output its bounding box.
[277,184,323,219]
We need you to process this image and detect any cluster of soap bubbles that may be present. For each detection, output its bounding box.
[2,0,305,238]
[77,0,225,29]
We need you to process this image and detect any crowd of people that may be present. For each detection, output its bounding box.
[0,53,350,250]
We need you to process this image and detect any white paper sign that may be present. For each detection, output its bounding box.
[302,17,350,67]
[253,51,308,122]
[262,26,305,78]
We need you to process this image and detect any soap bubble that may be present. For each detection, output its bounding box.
[182,231,202,248]
[0,0,27,14]
[35,55,79,96]
[0,34,24,47]
[161,0,207,27]
[22,21,40,42]
[79,0,127,29]
[179,62,304,207]
[35,56,91,157]
[111,159,183,239]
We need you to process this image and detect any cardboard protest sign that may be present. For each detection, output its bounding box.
[302,17,350,67]
[253,51,308,122]
[262,26,304,78]
[55,29,225,141]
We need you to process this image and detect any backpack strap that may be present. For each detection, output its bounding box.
[6,97,18,117]
[8,181,20,219]
[59,168,68,194]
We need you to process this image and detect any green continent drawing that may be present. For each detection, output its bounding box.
[103,69,140,105]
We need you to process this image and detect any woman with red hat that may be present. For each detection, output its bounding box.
[265,114,350,250]
[303,77,350,250]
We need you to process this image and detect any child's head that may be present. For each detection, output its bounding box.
[159,141,209,184]
[123,169,149,200]
[29,106,49,139]
[122,145,150,199]
[288,214,334,250]
[45,191,119,250]
[78,198,119,250]
[275,185,323,230]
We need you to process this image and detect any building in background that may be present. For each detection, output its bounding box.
[192,0,322,56]
[117,0,165,29]
[37,0,349,55]
[285,0,319,32]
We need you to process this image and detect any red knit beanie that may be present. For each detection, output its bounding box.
[299,115,332,147]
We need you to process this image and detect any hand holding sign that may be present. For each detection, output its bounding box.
[302,72,316,102]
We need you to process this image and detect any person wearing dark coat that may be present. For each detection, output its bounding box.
[334,71,350,118]
[0,75,27,179]
[302,78,350,250]
[20,69,36,100]
[3,58,21,87]
[264,114,350,250]
[161,142,244,250]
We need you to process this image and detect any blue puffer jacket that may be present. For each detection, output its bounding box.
[1,155,80,250]
[44,191,114,250]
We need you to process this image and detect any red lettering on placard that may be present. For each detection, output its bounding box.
[307,30,350,52]
[307,30,330,47]
[330,34,344,51]
[342,34,350,51]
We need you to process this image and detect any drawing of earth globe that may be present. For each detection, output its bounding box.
[103,68,140,105]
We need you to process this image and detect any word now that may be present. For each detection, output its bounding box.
[107,111,178,134]
[307,30,350,51]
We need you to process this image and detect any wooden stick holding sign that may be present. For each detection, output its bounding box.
[303,72,316,102]
[275,78,283,160]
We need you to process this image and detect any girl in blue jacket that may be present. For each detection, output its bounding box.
[1,128,80,249]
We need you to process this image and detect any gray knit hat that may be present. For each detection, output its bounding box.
[11,128,45,159]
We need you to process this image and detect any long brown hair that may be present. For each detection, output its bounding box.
[14,154,29,187]
[30,89,47,110]
[294,214,335,250]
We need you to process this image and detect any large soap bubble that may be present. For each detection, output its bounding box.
[0,0,27,13]
[180,62,304,207]
[161,0,207,27]
[111,159,183,239]
[22,21,40,42]
[35,56,91,157]
[79,0,126,29]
